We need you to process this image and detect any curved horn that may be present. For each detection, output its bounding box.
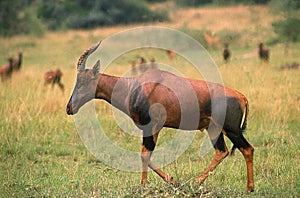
[77,41,102,72]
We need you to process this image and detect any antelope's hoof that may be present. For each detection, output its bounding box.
[140,179,146,186]
[165,174,176,184]
[196,174,208,184]
[245,187,254,194]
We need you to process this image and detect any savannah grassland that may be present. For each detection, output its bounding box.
[0,4,299,197]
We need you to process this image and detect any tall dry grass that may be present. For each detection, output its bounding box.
[0,4,299,197]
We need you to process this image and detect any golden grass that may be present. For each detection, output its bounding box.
[0,4,299,197]
[173,5,279,31]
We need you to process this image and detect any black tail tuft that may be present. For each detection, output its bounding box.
[241,121,247,133]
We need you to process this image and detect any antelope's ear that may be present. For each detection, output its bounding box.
[92,60,100,76]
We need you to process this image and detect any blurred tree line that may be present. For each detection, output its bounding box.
[0,0,168,36]
[0,0,37,36]
[37,0,168,30]
[174,0,272,7]
[270,0,300,54]
[0,0,299,39]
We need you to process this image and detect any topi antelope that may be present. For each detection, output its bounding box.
[44,69,64,92]
[258,42,269,62]
[0,58,14,81]
[204,33,221,50]
[66,41,254,193]
[166,49,176,60]
[12,52,23,72]
[223,43,231,63]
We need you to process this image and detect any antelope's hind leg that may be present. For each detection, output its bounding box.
[197,132,229,183]
[227,132,254,193]
[140,132,176,185]
[58,82,65,93]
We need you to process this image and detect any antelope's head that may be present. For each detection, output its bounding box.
[66,41,101,115]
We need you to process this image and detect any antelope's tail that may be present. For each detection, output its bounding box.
[240,98,249,132]
[231,98,249,156]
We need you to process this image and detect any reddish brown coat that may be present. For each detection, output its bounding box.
[0,58,14,81]
[66,41,254,193]
[44,69,64,92]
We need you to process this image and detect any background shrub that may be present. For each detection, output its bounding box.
[37,0,169,30]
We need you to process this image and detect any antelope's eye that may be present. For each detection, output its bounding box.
[76,76,85,88]
[78,75,92,87]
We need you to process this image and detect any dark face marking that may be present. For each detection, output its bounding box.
[66,70,98,115]
[67,60,100,115]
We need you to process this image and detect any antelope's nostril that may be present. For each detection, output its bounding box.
[66,105,72,115]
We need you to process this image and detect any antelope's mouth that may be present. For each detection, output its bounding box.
[66,104,79,115]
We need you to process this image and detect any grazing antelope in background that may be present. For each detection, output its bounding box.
[204,33,221,50]
[66,41,254,193]
[258,42,269,62]
[166,50,176,60]
[131,60,138,75]
[280,62,299,70]
[131,57,157,76]
[138,57,147,73]
[149,57,157,70]
[12,52,23,72]
[0,58,14,81]
[44,69,64,92]
[223,43,231,63]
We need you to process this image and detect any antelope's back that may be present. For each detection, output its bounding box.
[131,69,247,131]
[133,69,201,129]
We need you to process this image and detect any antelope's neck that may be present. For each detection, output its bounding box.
[95,74,134,115]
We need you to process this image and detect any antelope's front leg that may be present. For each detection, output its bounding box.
[197,133,229,183]
[148,160,176,183]
[140,134,176,184]
[141,145,150,185]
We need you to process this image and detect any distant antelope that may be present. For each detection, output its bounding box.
[223,43,231,63]
[44,69,64,92]
[280,62,299,70]
[66,41,254,193]
[204,33,221,50]
[138,57,147,73]
[12,52,23,71]
[131,60,138,75]
[258,43,269,62]
[166,50,176,60]
[0,58,14,81]
[149,57,157,70]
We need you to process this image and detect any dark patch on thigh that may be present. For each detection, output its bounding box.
[130,82,151,125]
[227,132,250,149]
[204,97,243,133]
